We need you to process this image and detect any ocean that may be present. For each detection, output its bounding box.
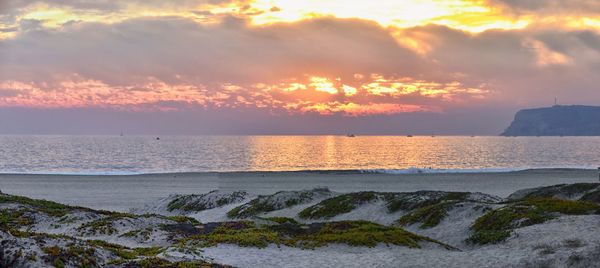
[1,135,599,174]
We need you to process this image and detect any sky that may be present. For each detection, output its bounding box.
[1,0,600,135]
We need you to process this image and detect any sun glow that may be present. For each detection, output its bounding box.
[309,77,338,94]
[8,0,532,37]
[342,85,358,96]
[298,102,429,116]
[7,0,600,43]
[243,0,529,32]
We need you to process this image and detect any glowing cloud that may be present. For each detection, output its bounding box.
[342,85,357,96]
[298,102,430,116]
[2,0,600,130]
[309,77,338,94]
[0,73,488,116]
[243,0,529,33]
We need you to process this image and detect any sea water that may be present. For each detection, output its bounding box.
[1,135,599,174]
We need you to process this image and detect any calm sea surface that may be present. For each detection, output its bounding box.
[0,135,599,174]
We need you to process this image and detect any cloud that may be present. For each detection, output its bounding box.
[489,0,600,14]
[398,24,600,105]
[3,13,600,116]
[1,17,421,84]
[2,1,600,133]
[0,72,487,116]
[0,0,239,14]
[1,16,491,115]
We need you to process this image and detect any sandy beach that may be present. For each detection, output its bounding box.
[0,169,596,211]
[3,168,600,267]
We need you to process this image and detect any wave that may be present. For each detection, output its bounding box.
[357,167,525,174]
[0,167,596,176]
[0,170,150,176]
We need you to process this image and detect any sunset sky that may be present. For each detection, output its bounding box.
[1,0,600,134]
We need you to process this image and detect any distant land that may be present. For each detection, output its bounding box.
[502,105,600,136]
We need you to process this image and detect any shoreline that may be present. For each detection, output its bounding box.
[0,168,598,212]
[0,167,596,177]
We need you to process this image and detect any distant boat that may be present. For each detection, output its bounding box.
[156,137,160,140]
[346,134,356,137]
[407,135,413,137]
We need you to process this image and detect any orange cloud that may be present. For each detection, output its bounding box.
[309,76,338,94]
[0,73,488,115]
[297,102,431,116]
[5,3,597,120]
[0,78,208,110]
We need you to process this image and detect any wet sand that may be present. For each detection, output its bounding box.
[0,169,597,211]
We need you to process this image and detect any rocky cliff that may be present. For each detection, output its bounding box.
[502,105,600,136]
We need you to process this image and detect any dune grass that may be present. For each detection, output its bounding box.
[228,189,330,219]
[298,192,378,220]
[184,220,454,250]
[0,194,75,217]
[396,201,458,229]
[167,191,247,212]
[468,198,600,245]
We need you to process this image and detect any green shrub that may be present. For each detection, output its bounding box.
[183,220,454,250]
[396,201,457,229]
[296,221,434,249]
[386,192,469,213]
[0,195,73,217]
[468,198,599,245]
[189,222,280,248]
[299,192,378,219]
[264,217,299,225]
[228,190,327,219]
[167,191,247,212]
